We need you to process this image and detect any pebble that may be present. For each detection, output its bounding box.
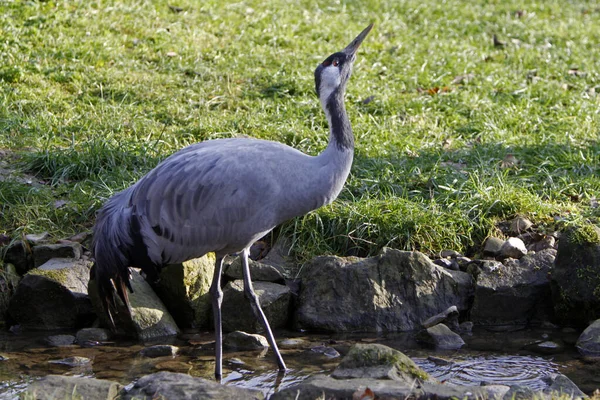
[500,237,527,259]
[45,335,76,347]
[139,345,178,358]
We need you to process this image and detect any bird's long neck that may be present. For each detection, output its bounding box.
[322,88,354,152]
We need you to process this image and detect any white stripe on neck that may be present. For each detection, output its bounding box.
[318,66,341,110]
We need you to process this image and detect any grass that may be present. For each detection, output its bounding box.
[1,0,600,262]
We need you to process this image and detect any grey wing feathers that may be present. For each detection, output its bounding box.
[129,139,287,264]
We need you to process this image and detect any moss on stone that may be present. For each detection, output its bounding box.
[568,224,600,246]
[339,344,429,381]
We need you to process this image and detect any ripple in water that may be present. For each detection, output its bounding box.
[415,355,559,390]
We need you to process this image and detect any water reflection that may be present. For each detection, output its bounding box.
[414,355,559,390]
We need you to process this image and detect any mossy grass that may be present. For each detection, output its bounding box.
[1,0,600,263]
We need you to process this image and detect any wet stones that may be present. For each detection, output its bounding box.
[224,331,269,350]
[416,323,465,350]
[140,345,179,358]
[331,343,428,381]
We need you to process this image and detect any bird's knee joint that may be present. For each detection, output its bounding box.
[210,286,223,303]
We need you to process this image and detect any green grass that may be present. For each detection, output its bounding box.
[1,0,600,262]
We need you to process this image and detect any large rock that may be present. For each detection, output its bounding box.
[152,255,215,329]
[221,280,291,333]
[8,258,95,329]
[552,225,600,327]
[331,343,428,382]
[470,249,555,330]
[120,371,263,399]
[576,319,600,357]
[295,249,473,332]
[23,375,121,400]
[88,268,180,340]
[270,374,489,400]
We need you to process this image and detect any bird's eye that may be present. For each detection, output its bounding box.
[333,60,339,66]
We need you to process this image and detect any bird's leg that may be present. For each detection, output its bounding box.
[209,256,225,382]
[240,248,287,372]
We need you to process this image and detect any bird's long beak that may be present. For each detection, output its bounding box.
[343,23,374,57]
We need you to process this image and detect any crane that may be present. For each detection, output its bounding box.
[91,23,373,380]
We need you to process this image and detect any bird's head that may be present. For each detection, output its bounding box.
[315,23,373,105]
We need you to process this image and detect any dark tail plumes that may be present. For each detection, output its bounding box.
[92,190,135,327]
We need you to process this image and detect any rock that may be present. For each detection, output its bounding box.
[416,323,465,350]
[280,338,307,348]
[32,243,82,268]
[296,249,473,332]
[23,375,121,400]
[499,237,527,259]
[0,263,19,325]
[482,384,510,399]
[45,334,76,347]
[224,257,284,282]
[221,280,291,333]
[120,371,264,399]
[528,235,556,252]
[331,343,428,382]
[224,331,269,350]
[310,345,340,358]
[510,217,533,235]
[152,255,215,329]
[3,240,32,275]
[433,258,458,271]
[524,340,565,355]
[483,237,504,257]
[8,258,95,330]
[140,344,179,358]
[470,250,555,329]
[576,319,600,357]
[440,249,461,258]
[24,232,50,244]
[459,321,474,333]
[421,305,459,330]
[270,374,488,400]
[551,225,600,327]
[258,236,295,272]
[502,385,536,400]
[49,356,91,367]
[543,373,587,399]
[89,269,180,340]
[76,328,111,343]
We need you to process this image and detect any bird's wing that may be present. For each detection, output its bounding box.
[128,138,303,264]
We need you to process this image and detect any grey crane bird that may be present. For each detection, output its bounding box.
[91,23,373,380]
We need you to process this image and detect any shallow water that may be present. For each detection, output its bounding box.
[0,327,599,399]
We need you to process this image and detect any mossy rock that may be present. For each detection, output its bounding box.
[332,343,429,382]
[551,225,600,327]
